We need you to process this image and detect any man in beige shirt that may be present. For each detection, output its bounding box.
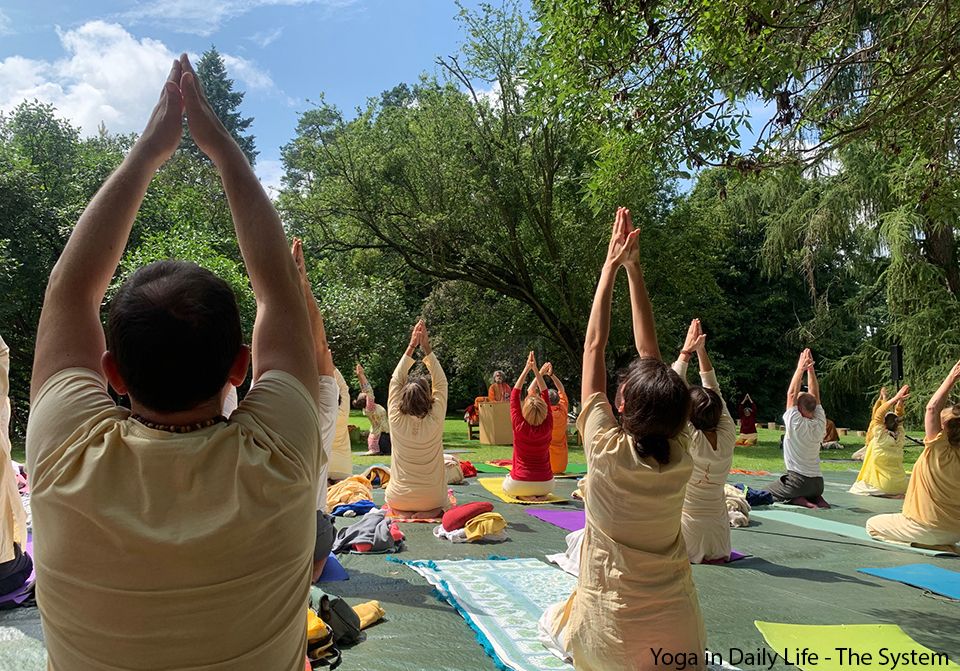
[26,56,324,670]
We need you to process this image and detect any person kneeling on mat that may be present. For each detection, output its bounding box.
[763,349,830,509]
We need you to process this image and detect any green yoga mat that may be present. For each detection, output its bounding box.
[749,509,958,557]
[754,622,960,671]
[474,463,509,473]
[474,462,587,475]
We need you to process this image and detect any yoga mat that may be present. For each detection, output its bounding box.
[477,477,568,504]
[754,621,960,671]
[857,564,960,600]
[316,554,348,582]
[395,557,739,671]
[526,509,584,531]
[474,463,509,473]
[750,509,959,557]
[443,449,475,455]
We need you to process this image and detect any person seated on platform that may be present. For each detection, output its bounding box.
[0,335,31,597]
[329,366,353,481]
[505,351,555,500]
[539,207,705,671]
[354,362,391,456]
[866,360,960,550]
[762,349,830,509]
[852,387,888,461]
[384,320,449,517]
[736,393,758,446]
[488,370,511,402]
[850,385,910,498]
[821,418,842,449]
[674,319,737,564]
[527,362,569,475]
[291,238,339,582]
[25,56,326,670]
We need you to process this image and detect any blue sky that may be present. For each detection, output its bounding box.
[0,0,506,192]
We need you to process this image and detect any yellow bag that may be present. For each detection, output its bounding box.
[306,608,341,669]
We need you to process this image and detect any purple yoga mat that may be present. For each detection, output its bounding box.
[526,509,585,531]
[0,534,35,606]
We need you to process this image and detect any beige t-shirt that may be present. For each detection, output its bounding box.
[0,336,27,564]
[903,433,960,534]
[26,368,322,671]
[384,353,449,512]
[546,392,705,671]
[328,368,353,480]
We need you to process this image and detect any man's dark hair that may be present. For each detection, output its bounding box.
[107,260,242,413]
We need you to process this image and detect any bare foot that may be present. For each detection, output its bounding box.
[812,495,831,509]
[789,496,818,509]
[517,495,551,502]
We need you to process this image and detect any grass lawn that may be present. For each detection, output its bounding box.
[11,411,926,476]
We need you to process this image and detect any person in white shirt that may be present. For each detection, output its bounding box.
[763,349,829,508]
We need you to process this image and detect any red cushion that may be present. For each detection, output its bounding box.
[442,502,494,531]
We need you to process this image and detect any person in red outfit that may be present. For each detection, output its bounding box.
[503,351,555,500]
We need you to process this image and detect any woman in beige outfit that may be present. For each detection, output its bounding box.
[539,207,706,671]
[672,319,737,563]
[384,321,449,516]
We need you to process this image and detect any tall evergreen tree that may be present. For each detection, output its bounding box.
[180,46,258,165]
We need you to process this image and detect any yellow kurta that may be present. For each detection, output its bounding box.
[673,361,736,563]
[329,368,353,480]
[902,433,960,535]
[384,353,449,513]
[850,399,907,496]
[542,393,705,671]
[0,336,26,564]
[26,368,323,671]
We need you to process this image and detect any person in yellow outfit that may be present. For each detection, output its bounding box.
[852,387,887,461]
[674,319,737,564]
[384,320,450,516]
[539,207,705,671]
[0,335,30,595]
[866,360,960,550]
[850,385,909,497]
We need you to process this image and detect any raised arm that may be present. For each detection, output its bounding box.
[391,321,423,407]
[584,208,640,404]
[925,359,960,440]
[874,385,909,422]
[356,363,375,409]
[180,54,317,402]
[515,352,534,390]
[528,362,552,396]
[531,355,548,395]
[292,238,334,378]
[805,354,821,404]
[419,323,448,417]
[786,349,811,409]
[622,210,659,360]
[31,61,185,399]
[673,319,706,383]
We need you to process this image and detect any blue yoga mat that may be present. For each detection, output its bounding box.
[317,553,349,582]
[858,564,960,599]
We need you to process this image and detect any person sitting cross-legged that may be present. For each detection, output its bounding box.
[25,56,328,670]
[762,349,830,509]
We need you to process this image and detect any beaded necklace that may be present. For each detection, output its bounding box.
[130,414,227,434]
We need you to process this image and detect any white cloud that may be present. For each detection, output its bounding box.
[255,158,285,199]
[250,27,283,48]
[0,9,13,37]
[222,53,273,91]
[122,0,356,37]
[0,22,280,138]
[0,21,176,136]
